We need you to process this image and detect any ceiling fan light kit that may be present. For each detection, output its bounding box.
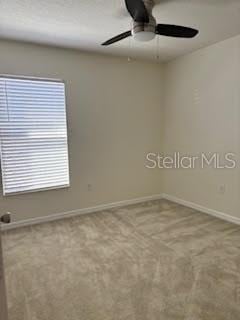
[102,0,199,46]
[132,15,156,42]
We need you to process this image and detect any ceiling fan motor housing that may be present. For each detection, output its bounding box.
[132,14,156,41]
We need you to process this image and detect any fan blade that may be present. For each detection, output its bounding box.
[156,24,199,38]
[102,31,132,46]
[125,0,149,23]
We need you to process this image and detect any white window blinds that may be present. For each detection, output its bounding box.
[0,76,70,195]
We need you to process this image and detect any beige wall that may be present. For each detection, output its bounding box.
[163,35,240,218]
[0,40,164,222]
[1,34,240,223]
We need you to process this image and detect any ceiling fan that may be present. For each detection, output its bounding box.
[102,0,199,46]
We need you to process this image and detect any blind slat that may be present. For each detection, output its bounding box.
[6,182,69,194]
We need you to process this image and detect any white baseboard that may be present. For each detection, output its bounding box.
[1,194,163,231]
[2,192,240,231]
[162,193,240,226]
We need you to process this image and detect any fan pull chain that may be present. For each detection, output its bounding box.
[128,30,132,62]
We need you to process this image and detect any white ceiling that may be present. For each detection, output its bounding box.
[0,0,240,62]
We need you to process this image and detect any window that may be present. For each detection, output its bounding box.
[0,76,70,195]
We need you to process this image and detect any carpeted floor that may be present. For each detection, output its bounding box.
[2,199,240,320]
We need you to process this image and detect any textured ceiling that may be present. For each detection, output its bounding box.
[0,0,240,62]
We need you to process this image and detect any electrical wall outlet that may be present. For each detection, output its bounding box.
[218,184,226,195]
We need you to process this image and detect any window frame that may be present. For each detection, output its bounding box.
[0,74,71,196]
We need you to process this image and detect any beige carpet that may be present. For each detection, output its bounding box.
[2,199,240,320]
